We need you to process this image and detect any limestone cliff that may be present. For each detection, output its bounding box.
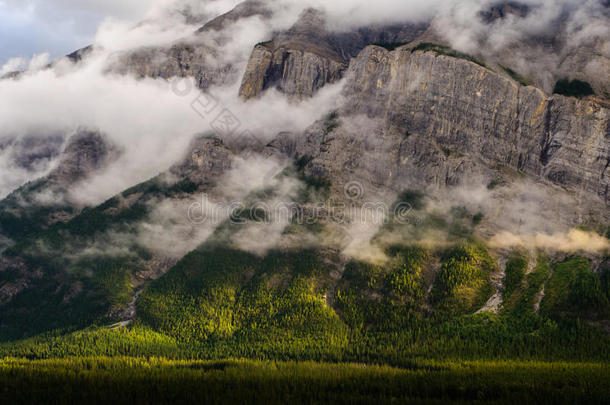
[239,8,427,99]
[238,42,347,100]
[287,45,609,209]
[239,9,348,100]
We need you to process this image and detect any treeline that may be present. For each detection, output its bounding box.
[0,357,608,404]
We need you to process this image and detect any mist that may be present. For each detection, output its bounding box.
[489,229,610,252]
[0,0,607,262]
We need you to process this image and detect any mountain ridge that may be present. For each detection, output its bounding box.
[0,0,608,371]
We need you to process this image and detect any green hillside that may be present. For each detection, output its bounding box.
[2,242,609,363]
[0,175,197,340]
[1,164,609,403]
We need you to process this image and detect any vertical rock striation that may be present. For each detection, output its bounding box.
[292,45,609,204]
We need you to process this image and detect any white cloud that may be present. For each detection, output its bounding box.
[489,229,610,253]
[0,56,26,76]
[1,0,608,260]
[27,52,50,71]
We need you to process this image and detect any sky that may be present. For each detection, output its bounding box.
[0,0,153,66]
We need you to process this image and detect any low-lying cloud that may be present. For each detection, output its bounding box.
[0,0,608,263]
[489,229,610,253]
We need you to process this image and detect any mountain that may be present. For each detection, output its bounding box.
[0,1,609,402]
[0,130,118,246]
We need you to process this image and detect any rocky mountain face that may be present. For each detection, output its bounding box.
[237,2,609,98]
[0,0,608,341]
[170,136,233,187]
[239,8,428,99]
[112,42,238,92]
[0,130,118,246]
[47,130,119,186]
[239,9,348,99]
[291,46,609,204]
[110,0,274,92]
[229,4,609,222]
[238,40,346,100]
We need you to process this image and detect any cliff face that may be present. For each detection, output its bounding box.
[112,43,239,91]
[287,46,609,207]
[235,1,609,101]
[238,8,428,100]
[540,96,609,200]
[239,9,348,100]
[170,136,233,187]
[48,130,118,186]
[239,43,347,99]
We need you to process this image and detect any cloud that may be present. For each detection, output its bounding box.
[489,229,610,253]
[0,0,248,66]
[27,52,50,71]
[135,196,226,259]
[227,159,302,255]
[266,0,443,31]
[0,0,354,202]
[0,133,64,199]
[61,154,302,260]
[0,52,51,77]
[0,56,26,76]
[0,0,153,33]
[1,0,608,262]
[93,8,201,52]
[0,52,343,205]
